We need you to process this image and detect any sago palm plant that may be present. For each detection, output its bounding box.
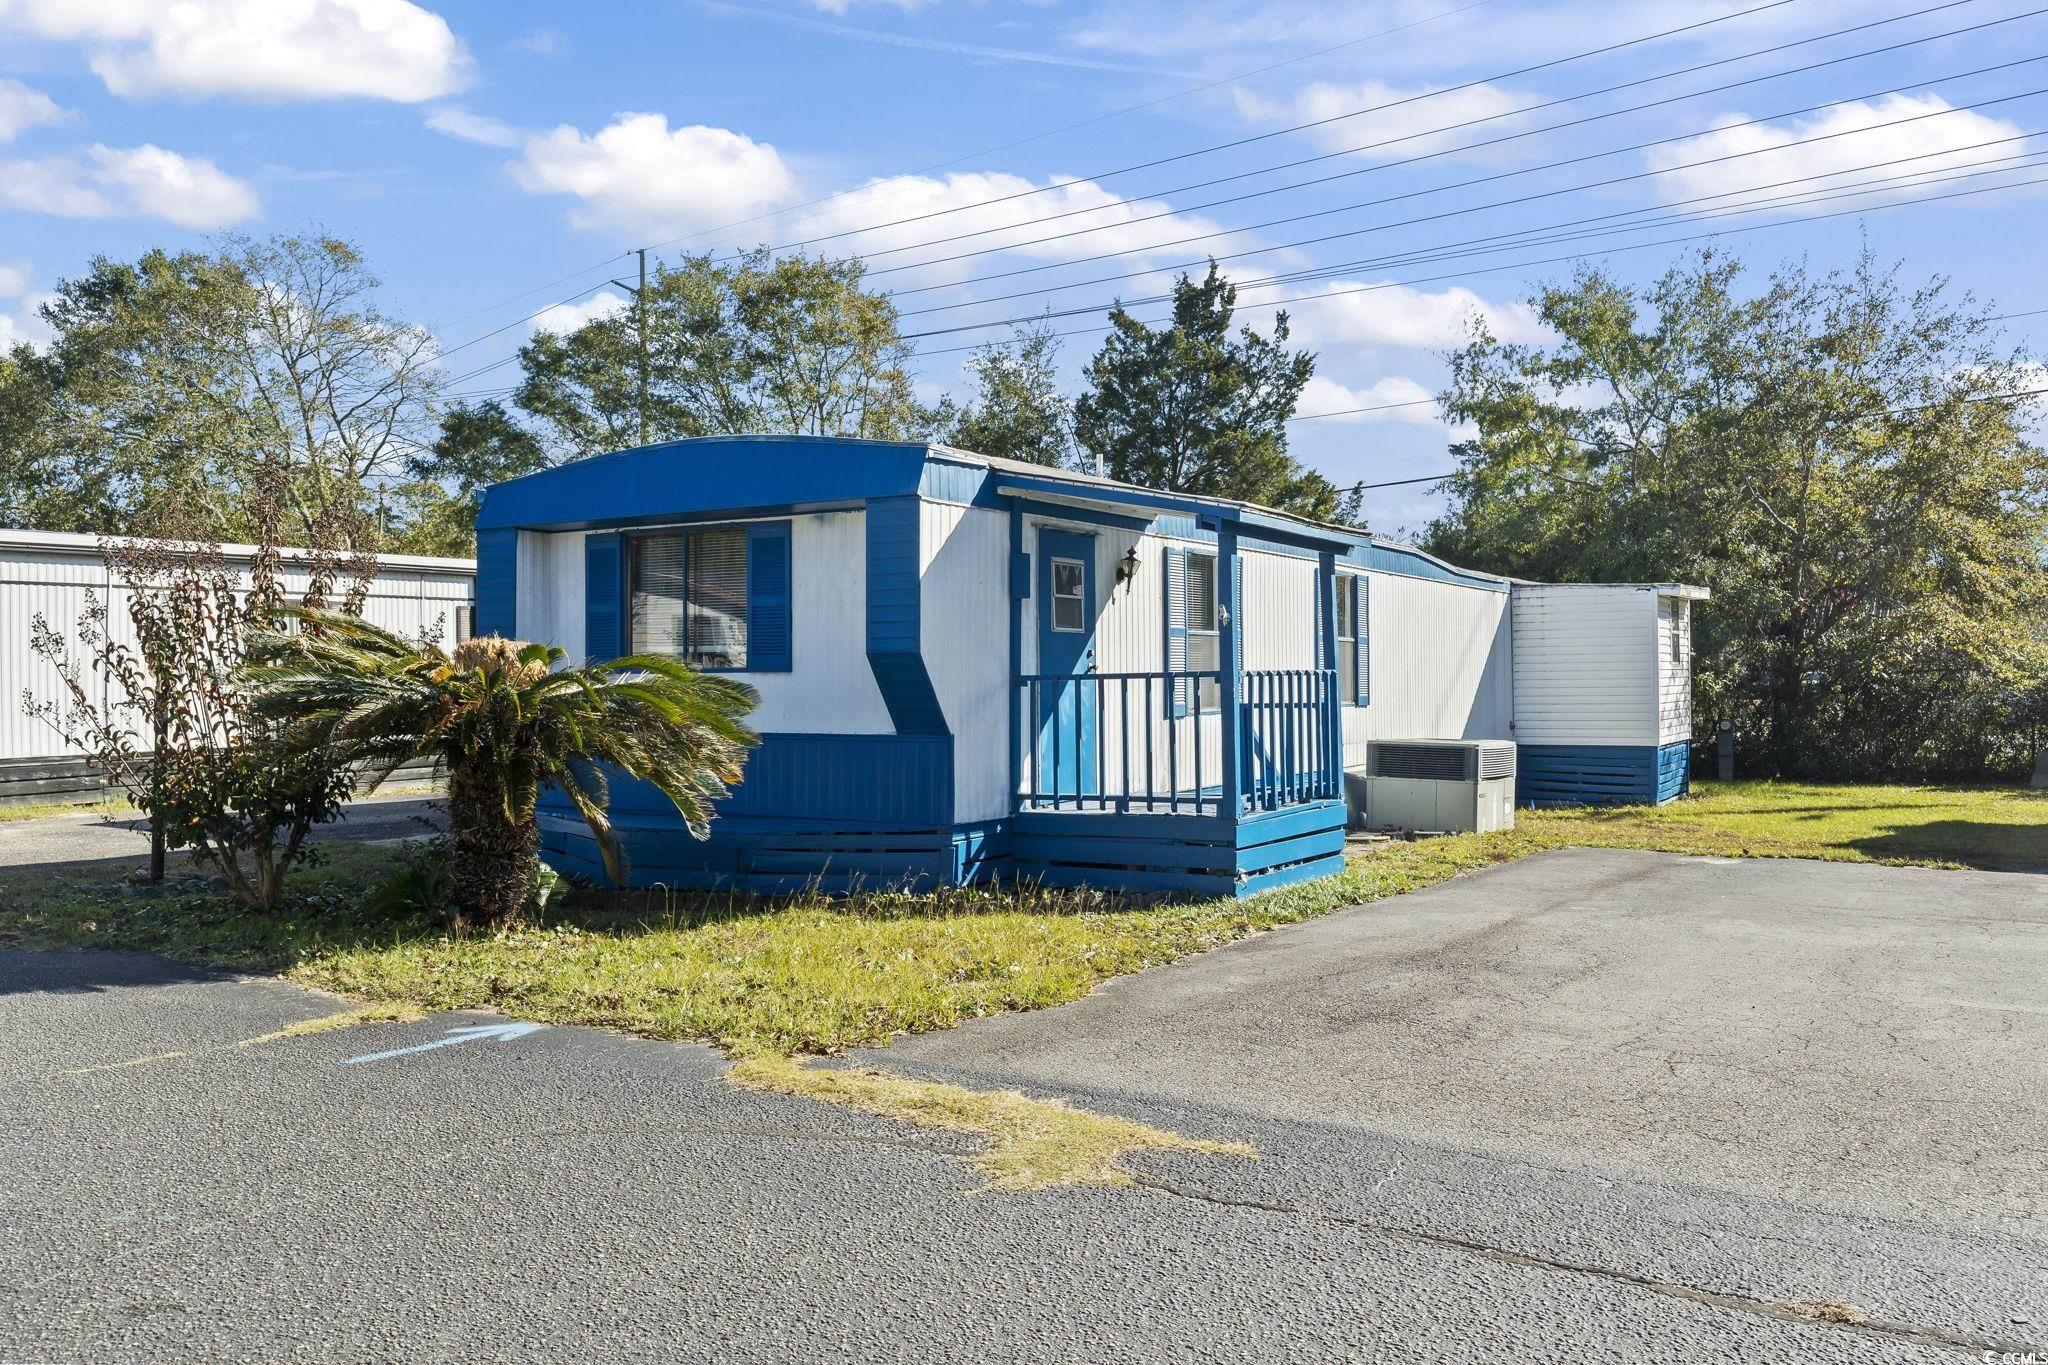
[248,610,759,925]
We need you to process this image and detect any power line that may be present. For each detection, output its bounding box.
[910,160,2048,353]
[714,0,1810,261]
[634,0,1517,262]
[877,47,2046,287]
[1346,387,2048,498]
[437,148,2048,392]
[427,0,1511,345]
[846,0,2009,269]
[892,77,2048,332]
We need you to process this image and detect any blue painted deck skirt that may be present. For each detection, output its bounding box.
[538,753,1348,898]
[1517,742,1692,807]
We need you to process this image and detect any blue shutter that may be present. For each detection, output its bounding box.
[1164,545,1188,719]
[747,521,792,672]
[1354,574,1371,706]
[473,528,517,639]
[584,531,624,663]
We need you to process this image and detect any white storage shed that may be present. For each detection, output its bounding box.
[1510,582,1712,805]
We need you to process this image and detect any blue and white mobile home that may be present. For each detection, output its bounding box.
[473,435,1703,896]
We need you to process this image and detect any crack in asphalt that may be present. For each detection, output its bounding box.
[1128,1173,2033,1358]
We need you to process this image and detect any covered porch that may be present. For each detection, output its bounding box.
[1000,475,1354,896]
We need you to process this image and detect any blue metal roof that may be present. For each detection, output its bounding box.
[475,434,933,532]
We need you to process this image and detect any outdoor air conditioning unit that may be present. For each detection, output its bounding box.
[1364,740,1517,834]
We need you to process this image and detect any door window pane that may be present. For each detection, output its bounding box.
[686,527,749,668]
[1051,557,1085,632]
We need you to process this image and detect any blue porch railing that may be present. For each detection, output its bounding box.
[1017,667,1339,816]
[1242,667,1342,813]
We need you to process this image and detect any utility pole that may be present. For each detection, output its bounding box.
[612,246,651,446]
[636,246,649,447]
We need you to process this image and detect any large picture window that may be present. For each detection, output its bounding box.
[630,527,750,669]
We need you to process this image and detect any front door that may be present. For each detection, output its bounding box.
[1035,529,1098,801]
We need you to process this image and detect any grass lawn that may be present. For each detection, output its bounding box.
[3,780,2041,1061]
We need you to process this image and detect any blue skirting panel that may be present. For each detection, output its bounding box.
[1518,742,1691,807]
[538,726,1348,895]
[550,732,954,828]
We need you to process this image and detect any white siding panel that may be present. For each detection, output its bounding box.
[1511,585,1659,745]
[1340,573,1513,769]
[1656,595,1694,745]
[515,529,587,655]
[744,511,892,735]
[922,502,1012,823]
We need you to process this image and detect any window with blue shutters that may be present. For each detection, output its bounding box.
[1335,576,1357,705]
[1163,546,1221,717]
[619,520,792,672]
[1353,574,1371,705]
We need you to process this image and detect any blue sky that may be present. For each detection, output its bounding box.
[1,0,2043,535]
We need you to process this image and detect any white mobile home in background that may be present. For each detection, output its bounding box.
[0,528,475,808]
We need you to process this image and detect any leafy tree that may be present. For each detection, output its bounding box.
[4,233,438,545]
[946,319,1075,467]
[1427,247,2048,780]
[515,249,923,459]
[1074,263,1335,516]
[23,463,371,908]
[388,400,552,556]
[249,618,760,926]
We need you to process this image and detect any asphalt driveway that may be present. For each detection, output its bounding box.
[3,849,2043,1361]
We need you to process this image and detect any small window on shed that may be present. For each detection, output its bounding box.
[1669,600,1687,663]
[453,605,472,645]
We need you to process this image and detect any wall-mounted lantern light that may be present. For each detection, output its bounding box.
[1116,546,1141,591]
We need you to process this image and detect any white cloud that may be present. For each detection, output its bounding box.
[1070,0,1864,77]
[0,78,64,141]
[805,0,933,13]
[0,0,471,103]
[504,116,1264,282]
[1299,374,1439,424]
[1232,80,1535,161]
[507,26,564,57]
[0,260,29,297]
[1644,94,2034,210]
[1279,280,1548,351]
[0,143,259,228]
[426,105,521,148]
[0,287,56,350]
[512,113,799,237]
[806,171,1263,282]
[532,290,629,336]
